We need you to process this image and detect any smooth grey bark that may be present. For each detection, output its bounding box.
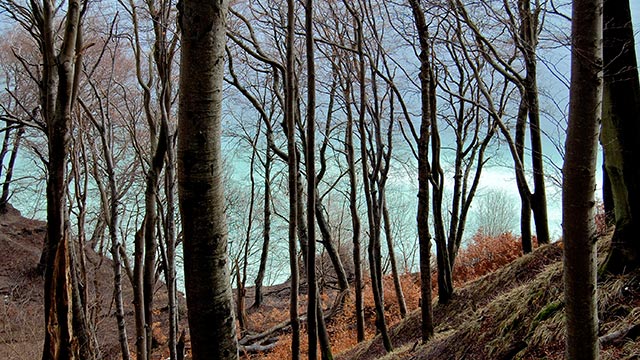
[177,0,238,358]
[79,97,131,360]
[563,0,602,358]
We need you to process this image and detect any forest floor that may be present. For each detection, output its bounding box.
[1,205,639,359]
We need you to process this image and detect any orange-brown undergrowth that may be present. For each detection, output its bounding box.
[241,230,529,359]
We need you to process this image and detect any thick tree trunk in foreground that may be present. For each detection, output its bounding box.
[563,0,602,358]
[41,0,98,358]
[177,0,238,358]
[601,0,640,274]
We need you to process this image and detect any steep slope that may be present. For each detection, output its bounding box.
[337,234,640,360]
[0,205,184,359]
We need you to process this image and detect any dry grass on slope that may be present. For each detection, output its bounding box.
[337,233,640,360]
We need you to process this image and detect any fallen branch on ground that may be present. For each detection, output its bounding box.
[239,289,349,347]
[599,323,640,345]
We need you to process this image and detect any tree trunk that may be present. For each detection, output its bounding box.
[177,0,238,357]
[285,0,300,357]
[353,11,392,351]
[409,0,435,342]
[315,203,349,291]
[253,147,272,308]
[305,0,319,355]
[235,261,248,332]
[133,227,147,360]
[41,0,97,358]
[164,137,178,360]
[601,0,640,274]
[342,62,365,341]
[563,0,602,357]
[82,98,131,360]
[382,198,407,317]
[514,98,533,253]
[430,90,453,304]
[141,121,168,359]
[518,0,550,246]
[0,126,24,210]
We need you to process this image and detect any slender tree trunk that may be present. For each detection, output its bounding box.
[342,67,364,341]
[82,99,131,360]
[315,204,349,291]
[142,122,168,358]
[563,0,602,357]
[305,0,318,354]
[430,93,453,304]
[514,99,533,253]
[235,261,248,332]
[133,226,147,360]
[108,175,131,360]
[527,74,551,246]
[382,198,407,317]
[285,0,300,357]
[409,0,435,342]
[164,138,178,360]
[254,147,271,308]
[177,0,238,357]
[518,0,550,246]
[353,10,392,351]
[0,126,24,210]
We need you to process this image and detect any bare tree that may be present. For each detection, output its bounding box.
[305,0,319,356]
[284,0,301,357]
[473,189,518,238]
[562,0,602,357]
[0,0,100,357]
[408,0,435,341]
[177,0,238,357]
[451,0,551,249]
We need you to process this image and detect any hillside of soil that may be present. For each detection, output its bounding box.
[2,204,639,360]
[0,204,185,360]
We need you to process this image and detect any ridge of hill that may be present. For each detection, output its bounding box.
[336,234,640,360]
[0,205,184,359]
